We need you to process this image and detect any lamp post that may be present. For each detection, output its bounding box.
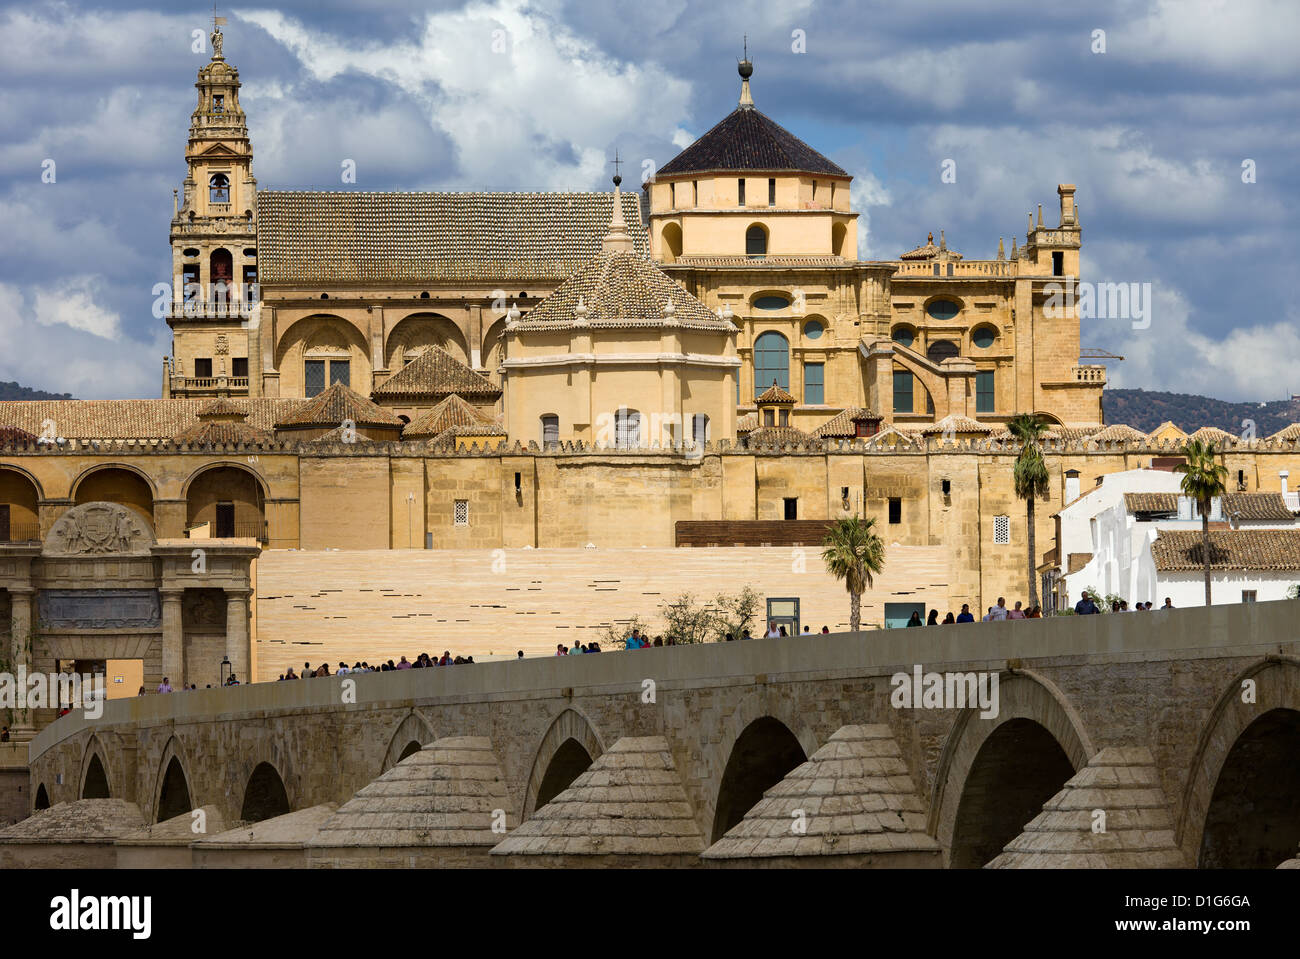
[220,656,231,687]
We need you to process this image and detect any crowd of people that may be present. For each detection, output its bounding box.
[277,652,478,680]
[1070,592,1175,614]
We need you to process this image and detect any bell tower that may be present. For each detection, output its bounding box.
[164,15,258,399]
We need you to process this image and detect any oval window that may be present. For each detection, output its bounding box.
[926,299,960,320]
[891,326,915,348]
[972,326,996,349]
[927,339,959,363]
[182,248,200,258]
[804,320,824,339]
[754,296,790,311]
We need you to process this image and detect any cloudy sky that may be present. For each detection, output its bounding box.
[1,0,1295,400]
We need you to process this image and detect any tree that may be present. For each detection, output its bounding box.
[1008,413,1051,610]
[821,516,886,631]
[660,593,716,644]
[1174,439,1228,606]
[712,585,761,641]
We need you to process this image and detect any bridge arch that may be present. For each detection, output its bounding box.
[34,783,50,811]
[151,737,195,824]
[240,761,291,823]
[1180,657,1300,868]
[522,707,604,819]
[80,745,111,800]
[381,709,436,772]
[930,669,1093,868]
[711,715,810,843]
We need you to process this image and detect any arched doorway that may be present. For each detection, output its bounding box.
[661,222,683,263]
[156,756,193,823]
[185,465,265,540]
[81,753,111,799]
[949,718,1074,868]
[1198,708,1300,868]
[34,784,50,810]
[712,717,807,842]
[73,467,155,529]
[240,762,290,822]
[534,738,593,810]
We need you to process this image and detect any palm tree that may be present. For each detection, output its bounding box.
[1174,439,1228,606]
[1008,413,1051,610]
[821,516,886,631]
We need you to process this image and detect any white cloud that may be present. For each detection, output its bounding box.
[240,0,693,189]
[850,169,892,259]
[33,275,122,338]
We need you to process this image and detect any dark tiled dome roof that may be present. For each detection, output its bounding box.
[658,107,847,178]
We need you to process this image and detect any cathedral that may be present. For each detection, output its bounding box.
[7,26,1295,715]
[162,27,1103,443]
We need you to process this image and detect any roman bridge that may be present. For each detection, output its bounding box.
[21,600,1300,869]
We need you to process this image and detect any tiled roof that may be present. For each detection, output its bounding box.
[1267,423,1300,441]
[657,107,847,178]
[1189,426,1236,445]
[813,407,882,438]
[372,346,501,400]
[257,191,648,284]
[305,424,374,444]
[864,425,922,447]
[402,394,497,439]
[0,425,37,444]
[173,420,275,445]
[921,414,993,435]
[196,398,246,419]
[1124,492,1179,514]
[0,399,304,440]
[0,799,144,839]
[744,426,815,447]
[756,382,795,404]
[990,424,1103,442]
[1151,529,1300,571]
[1224,492,1294,521]
[514,250,734,331]
[1089,424,1147,443]
[735,412,758,433]
[275,383,405,430]
[898,231,963,261]
[430,422,507,448]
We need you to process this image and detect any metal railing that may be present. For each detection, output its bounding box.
[0,520,40,543]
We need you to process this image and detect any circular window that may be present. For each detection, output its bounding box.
[891,326,915,348]
[927,339,959,363]
[754,295,790,311]
[804,320,824,339]
[972,326,996,349]
[926,299,961,320]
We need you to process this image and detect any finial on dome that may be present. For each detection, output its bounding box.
[574,296,588,319]
[602,150,635,253]
[738,36,754,109]
[507,302,521,322]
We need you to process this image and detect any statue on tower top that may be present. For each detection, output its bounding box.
[211,10,226,59]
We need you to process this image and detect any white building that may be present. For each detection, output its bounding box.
[1144,528,1300,607]
[1052,467,1299,608]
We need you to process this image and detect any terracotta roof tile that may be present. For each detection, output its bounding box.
[1124,493,1179,514]
[1089,423,1147,443]
[1224,492,1294,521]
[744,425,815,447]
[920,414,993,435]
[658,107,847,178]
[1267,423,1300,441]
[1152,529,1300,571]
[0,399,303,440]
[275,383,404,430]
[173,420,274,445]
[735,412,758,433]
[756,382,795,404]
[257,191,648,285]
[813,407,882,438]
[403,395,498,439]
[898,231,963,261]
[514,250,733,332]
[372,346,500,400]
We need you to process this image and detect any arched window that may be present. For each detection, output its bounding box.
[209,173,230,204]
[614,409,641,449]
[891,325,916,349]
[540,414,559,447]
[692,413,709,447]
[927,339,959,363]
[753,331,789,398]
[746,224,768,258]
